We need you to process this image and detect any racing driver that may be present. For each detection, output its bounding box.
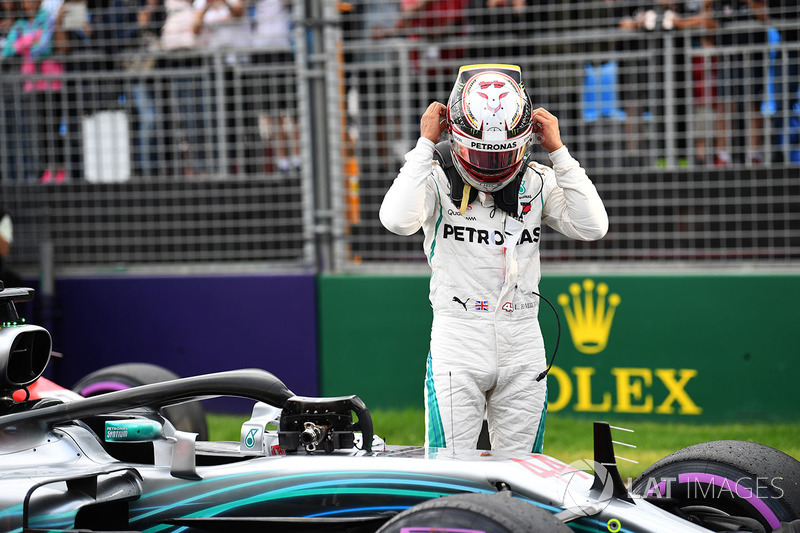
[379,64,608,454]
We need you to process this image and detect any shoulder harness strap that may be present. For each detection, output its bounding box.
[434,141,478,211]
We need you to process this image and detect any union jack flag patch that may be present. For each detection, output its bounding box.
[475,300,489,311]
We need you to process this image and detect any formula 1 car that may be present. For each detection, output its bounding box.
[1,284,799,533]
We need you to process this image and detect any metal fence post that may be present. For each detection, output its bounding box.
[321,0,345,274]
[294,0,323,270]
[295,0,345,274]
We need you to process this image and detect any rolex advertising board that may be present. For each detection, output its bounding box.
[541,277,705,420]
[528,274,797,422]
[318,274,800,422]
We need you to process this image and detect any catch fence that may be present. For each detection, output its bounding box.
[1,0,797,276]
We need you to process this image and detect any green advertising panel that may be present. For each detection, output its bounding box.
[318,275,432,410]
[319,273,800,422]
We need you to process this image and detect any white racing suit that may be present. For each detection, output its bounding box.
[380,138,608,454]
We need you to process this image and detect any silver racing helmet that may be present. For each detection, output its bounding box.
[446,64,534,193]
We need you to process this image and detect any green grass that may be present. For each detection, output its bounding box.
[207,409,800,480]
[540,413,800,481]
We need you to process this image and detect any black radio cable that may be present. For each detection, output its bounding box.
[532,290,561,382]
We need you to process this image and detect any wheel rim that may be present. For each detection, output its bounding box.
[647,473,782,530]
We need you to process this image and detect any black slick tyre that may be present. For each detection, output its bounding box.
[72,362,209,440]
[632,440,800,532]
[377,492,570,533]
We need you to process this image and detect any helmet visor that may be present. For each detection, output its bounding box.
[450,130,530,184]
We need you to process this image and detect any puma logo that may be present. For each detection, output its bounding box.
[453,296,470,311]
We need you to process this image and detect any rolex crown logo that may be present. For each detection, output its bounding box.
[558,279,621,354]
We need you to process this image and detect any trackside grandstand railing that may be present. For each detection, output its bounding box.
[0,0,798,275]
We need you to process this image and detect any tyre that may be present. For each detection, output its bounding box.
[376,492,570,533]
[631,440,800,532]
[72,363,209,440]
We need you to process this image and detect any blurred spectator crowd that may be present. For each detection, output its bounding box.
[1,0,798,184]
[1,0,297,182]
